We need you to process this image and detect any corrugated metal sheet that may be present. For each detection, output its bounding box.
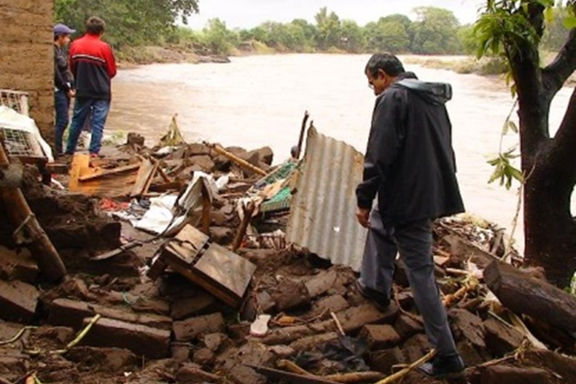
[286,127,367,271]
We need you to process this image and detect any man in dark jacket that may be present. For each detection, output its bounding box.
[65,16,116,156]
[53,23,76,155]
[355,53,465,378]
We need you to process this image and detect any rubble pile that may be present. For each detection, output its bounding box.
[1,136,576,384]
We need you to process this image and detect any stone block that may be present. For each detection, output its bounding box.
[173,312,225,341]
[81,317,170,359]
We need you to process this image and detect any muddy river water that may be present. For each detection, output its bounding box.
[107,54,574,248]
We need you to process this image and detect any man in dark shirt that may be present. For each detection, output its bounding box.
[355,53,465,378]
[53,23,76,155]
[65,16,116,157]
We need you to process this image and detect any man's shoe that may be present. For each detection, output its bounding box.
[355,279,391,309]
[418,354,465,378]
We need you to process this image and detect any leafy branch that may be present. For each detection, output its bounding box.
[487,100,523,189]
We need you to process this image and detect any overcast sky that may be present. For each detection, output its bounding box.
[186,0,486,30]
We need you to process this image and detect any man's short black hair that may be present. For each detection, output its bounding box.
[365,53,405,77]
[86,16,105,35]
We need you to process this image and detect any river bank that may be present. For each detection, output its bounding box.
[117,45,576,85]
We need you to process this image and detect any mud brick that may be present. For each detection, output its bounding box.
[367,347,405,374]
[449,308,486,349]
[272,279,311,312]
[360,324,401,350]
[48,298,172,330]
[81,317,170,359]
[481,365,548,384]
[0,246,38,282]
[228,365,266,384]
[170,293,217,320]
[173,313,225,341]
[289,332,339,352]
[0,279,38,323]
[484,317,524,356]
[309,294,349,317]
[340,303,398,331]
[402,334,430,362]
[394,313,424,339]
[305,269,338,298]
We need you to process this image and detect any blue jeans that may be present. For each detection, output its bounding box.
[54,90,70,154]
[66,97,110,155]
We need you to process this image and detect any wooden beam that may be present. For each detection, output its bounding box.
[484,260,576,334]
[207,143,267,176]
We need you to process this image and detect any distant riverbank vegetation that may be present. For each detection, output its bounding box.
[55,1,572,75]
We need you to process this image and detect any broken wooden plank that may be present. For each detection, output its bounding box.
[484,260,576,334]
[79,163,140,182]
[130,157,159,197]
[69,155,138,197]
[68,153,90,193]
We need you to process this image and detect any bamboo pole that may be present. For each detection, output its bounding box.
[0,144,66,281]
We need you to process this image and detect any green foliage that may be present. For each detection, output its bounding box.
[314,7,342,50]
[364,18,411,53]
[487,147,523,189]
[201,18,237,55]
[54,0,199,48]
[410,7,462,54]
[474,0,551,59]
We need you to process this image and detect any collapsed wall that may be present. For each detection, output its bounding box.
[0,0,54,140]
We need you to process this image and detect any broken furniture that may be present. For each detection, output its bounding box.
[149,224,256,307]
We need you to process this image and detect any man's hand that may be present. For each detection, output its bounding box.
[356,207,371,228]
[68,89,76,98]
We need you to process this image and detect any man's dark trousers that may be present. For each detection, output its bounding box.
[359,207,458,356]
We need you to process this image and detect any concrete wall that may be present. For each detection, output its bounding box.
[0,0,54,139]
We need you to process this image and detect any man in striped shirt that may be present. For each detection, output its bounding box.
[65,16,116,157]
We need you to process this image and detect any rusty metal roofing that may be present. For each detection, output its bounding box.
[286,126,368,271]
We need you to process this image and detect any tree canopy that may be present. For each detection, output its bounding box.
[54,0,199,47]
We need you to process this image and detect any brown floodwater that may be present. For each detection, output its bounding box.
[107,54,574,249]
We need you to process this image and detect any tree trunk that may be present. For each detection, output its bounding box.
[523,89,576,287]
